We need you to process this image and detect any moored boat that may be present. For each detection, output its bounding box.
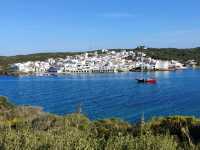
[136,78,157,84]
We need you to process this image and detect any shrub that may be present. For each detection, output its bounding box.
[105,132,177,150]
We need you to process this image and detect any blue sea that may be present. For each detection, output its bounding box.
[0,69,200,122]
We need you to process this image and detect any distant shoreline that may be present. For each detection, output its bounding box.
[0,68,198,77]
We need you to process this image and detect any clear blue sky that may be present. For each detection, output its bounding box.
[0,0,200,56]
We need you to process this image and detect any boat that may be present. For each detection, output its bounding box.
[136,78,157,84]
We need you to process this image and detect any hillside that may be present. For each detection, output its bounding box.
[0,47,200,74]
[1,47,200,67]
[0,96,200,149]
[144,47,200,64]
[0,52,81,69]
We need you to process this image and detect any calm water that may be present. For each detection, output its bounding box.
[0,69,200,122]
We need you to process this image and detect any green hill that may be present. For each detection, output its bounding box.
[144,47,200,64]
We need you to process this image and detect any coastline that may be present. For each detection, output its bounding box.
[0,67,196,77]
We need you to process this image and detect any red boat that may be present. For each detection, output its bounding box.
[136,78,157,84]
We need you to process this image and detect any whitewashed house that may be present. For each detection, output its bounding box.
[171,60,185,69]
[155,60,170,70]
[186,60,197,67]
[33,62,48,73]
[48,58,56,65]
[11,62,34,73]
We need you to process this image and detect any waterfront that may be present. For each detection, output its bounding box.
[0,69,200,122]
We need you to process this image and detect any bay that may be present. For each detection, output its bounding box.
[0,69,200,122]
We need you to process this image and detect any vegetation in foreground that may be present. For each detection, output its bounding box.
[0,96,200,149]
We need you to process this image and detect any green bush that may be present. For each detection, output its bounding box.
[105,133,177,150]
[93,118,132,139]
[0,127,98,150]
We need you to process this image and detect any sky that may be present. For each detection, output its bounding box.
[0,0,200,56]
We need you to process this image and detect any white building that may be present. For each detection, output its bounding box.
[11,62,34,73]
[155,60,170,70]
[171,60,186,69]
